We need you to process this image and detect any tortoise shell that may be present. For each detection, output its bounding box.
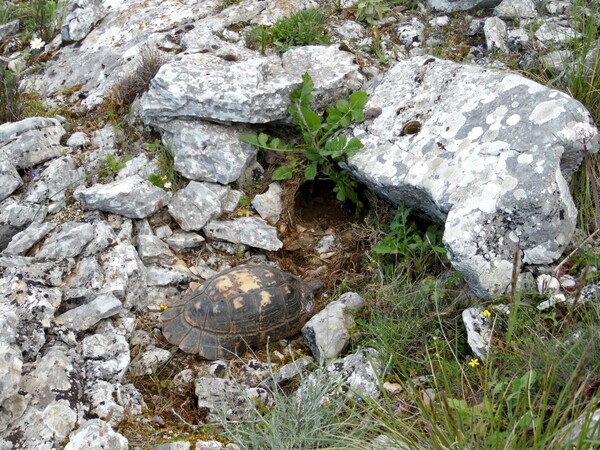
[161,264,318,360]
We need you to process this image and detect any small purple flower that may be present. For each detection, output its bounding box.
[30,171,37,178]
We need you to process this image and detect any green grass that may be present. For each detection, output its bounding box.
[217,369,366,449]
[249,9,330,54]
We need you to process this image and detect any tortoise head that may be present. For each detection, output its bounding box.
[300,279,323,317]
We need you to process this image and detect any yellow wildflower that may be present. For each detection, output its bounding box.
[159,304,168,311]
[161,175,167,181]
[483,309,491,318]
[468,358,480,368]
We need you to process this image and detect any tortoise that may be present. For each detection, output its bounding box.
[161,264,322,360]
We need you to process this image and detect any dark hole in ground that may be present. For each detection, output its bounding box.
[294,178,361,227]
[275,178,372,289]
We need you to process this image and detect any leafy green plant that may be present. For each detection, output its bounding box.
[249,9,330,54]
[31,0,63,43]
[356,0,390,25]
[146,139,184,191]
[373,206,447,280]
[240,72,367,212]
[99,153,132,180]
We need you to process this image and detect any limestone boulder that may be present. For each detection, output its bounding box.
[75,175,169,219]
[140,45,364,124]
[34,222,94,259]
[64,419,128,450]
[0,117,65,169]
[204,216,283,251]
[168,181,229,231]
[346,56,598,297]
[21,155,86,214]
[159,120,257,185]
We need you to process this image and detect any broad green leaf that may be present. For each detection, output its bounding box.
[258,132,270,147]
[335,99,349,112]
[351,109,365,122]
[241,132,292,152]
[344,137,364,157]
[305,162,318,180]
[239,134,260,146]
[372,241,396,254]
[290,72,314,108]
[350,90,368,110]
[148,173,162,188]
[322,136,347,158]
[301,106,322,133]
[304,148,322,162]
[335,184,346,202]
[272,166,295,180]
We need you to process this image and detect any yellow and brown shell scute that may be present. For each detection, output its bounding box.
[161,264,317,360]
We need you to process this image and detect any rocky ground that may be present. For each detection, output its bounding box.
[1,0,600,448]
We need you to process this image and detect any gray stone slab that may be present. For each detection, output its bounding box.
[55,294,123,331]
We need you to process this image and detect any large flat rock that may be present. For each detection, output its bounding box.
[140,45,364,124]
[346,56,598,297]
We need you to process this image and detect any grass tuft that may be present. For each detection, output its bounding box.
[110,45,168,107]
[248,9,330,54]
[217,368,366,449]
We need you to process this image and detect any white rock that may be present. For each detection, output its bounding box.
[347,55,594,297]
[54,294,123,331]
[494,0,538,18]
[0,157,22,202]
[484,17,509,53]
[75,175,169,219]
[252,182,283,225]
[302,292,365,361]
[204,216,283,251]
[130,348,172,376]
[462,308,492,360]
[64,419,128,450]
[0,117,66,168]
[168,181,227,231]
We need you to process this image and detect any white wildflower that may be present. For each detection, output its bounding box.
[30,38,45,50]
[164,182,172,189]
[573,122,597,144]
